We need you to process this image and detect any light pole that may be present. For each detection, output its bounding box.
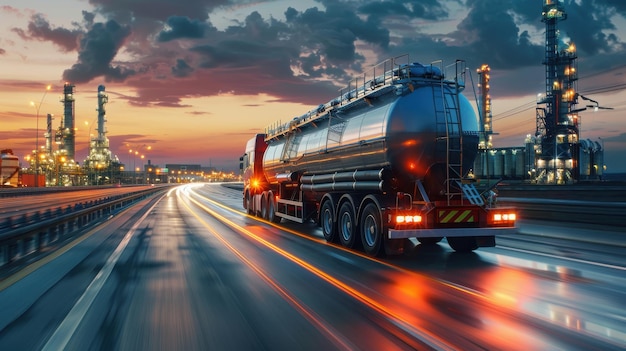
[126,144,151,184]
[30,85,52,187]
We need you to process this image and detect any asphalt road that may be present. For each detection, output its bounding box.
[0,183,624,350]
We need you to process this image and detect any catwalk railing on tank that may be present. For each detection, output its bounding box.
[0,186,164,270]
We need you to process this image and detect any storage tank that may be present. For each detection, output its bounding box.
[1,150,20,187]
[262,61,480,197]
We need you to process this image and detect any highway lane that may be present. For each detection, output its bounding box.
[0,183,624,350]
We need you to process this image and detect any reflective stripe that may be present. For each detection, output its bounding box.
[438,209,476,223]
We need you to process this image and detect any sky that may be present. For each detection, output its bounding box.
[1,0,625,172]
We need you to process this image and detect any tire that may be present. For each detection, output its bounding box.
[245,191,254,215]
[260,193,268,219]
[268,194,280,223]
[320,200,337,242]
[417,237,443,245]
[360,203,384,257]
[338,202,359,248]
[447,236,478,253]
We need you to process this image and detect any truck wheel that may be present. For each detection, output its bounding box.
[447,237,478,253]
[338,202,359,248]
[268,195,280,223]
[245,191,254,215]
[260,193,268,219]
[320,200,337,242]
[360,203,383,257]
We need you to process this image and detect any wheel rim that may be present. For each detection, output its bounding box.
[363,214,377,247]
[322,208,332,236]
[340,212,352,241]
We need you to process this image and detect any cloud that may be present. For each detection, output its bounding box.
[13,0,625,108]
[357,0,451,20]
[87,0,229,22]
[0,48,5,55]
[158,16,211,41]
[171,59,194,77]
[11,13,82,52]
[62,19,134,83]
[0,5,22,17]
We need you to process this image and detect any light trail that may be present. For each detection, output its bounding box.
[176,185,359,351]
[495,245,626,271]
[180,184,455,350]
[186,183,626,350]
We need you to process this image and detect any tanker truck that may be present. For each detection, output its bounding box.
[241,55,516,256]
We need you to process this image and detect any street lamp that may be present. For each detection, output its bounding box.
[126,144,152,184]
[30,85,52,187]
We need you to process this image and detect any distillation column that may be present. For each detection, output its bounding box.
[535,0,580,184]
[84,85,120,184]
[60,83,76,161]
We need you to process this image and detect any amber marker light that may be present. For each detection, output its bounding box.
[488,211,517,226]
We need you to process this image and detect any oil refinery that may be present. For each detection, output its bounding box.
[0,0,612,188]
[472,0,608,184]
[0,83,230,187]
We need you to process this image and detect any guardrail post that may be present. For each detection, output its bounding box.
[14,239,23,262]
[31,232,38,255]
[0,244,7,267]
[39,229,48,248]
[48,225,56,244]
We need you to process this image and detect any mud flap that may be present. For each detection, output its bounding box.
[384,238,410,256]
[475,235,496,247]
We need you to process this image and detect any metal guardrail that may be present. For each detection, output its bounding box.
[0,187,164,269]
[499,197,626,228]
[0,184,147,198]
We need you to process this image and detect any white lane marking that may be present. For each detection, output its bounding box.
[42,199,161,351]
[498,245,626,271]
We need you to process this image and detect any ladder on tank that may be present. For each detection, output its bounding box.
[432,60,465,204]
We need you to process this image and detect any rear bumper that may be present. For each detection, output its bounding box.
[388,226,517,239]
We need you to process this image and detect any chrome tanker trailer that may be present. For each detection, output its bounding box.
[241,55,516,256]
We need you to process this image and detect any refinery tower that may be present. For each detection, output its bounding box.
[533,0,608,184]
[83,85,121,184]
[58,83,76,161]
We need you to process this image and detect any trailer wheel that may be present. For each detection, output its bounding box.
[245,191,254,215]
[338,202,359,248]
[268,194,280,223]
[260,193,268,219]
[447,237,478,253]
[360,203,383,257]
[320,200,337,243]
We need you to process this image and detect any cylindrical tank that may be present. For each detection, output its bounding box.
[514,149,525,178]
[262,65,480,193]
[1,151,19,187]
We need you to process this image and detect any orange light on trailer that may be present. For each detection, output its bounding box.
[252,179,260,188]
[488,211,517,226]
[395,215,422,224]
[493,213,516,221]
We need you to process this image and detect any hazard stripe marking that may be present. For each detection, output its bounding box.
[438,209,476,223]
